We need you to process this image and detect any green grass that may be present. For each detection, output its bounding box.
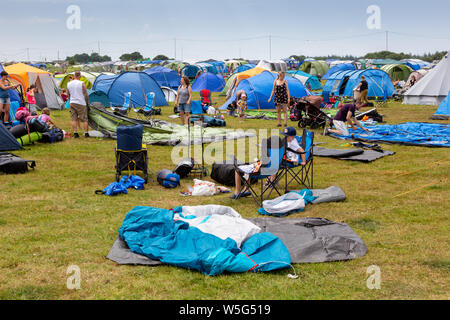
[0,94,449,300]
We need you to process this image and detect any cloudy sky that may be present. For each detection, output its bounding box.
[2,0,450,62]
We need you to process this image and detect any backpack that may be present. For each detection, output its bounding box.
[27,117,48,133]
[14,107,31,123]
[0,152,36,174]
[157,169,180,188]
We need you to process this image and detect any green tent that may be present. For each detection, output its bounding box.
[381,64,413,82]
[220,73,237,96]
[299,60,329,77]
[58,71,113,89]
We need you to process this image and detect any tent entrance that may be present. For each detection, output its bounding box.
[339,76,350,95]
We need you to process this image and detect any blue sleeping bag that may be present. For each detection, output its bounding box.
[118,206,291,276]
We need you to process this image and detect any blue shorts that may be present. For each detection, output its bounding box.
[178,103,191,113]
[0,97,10,104]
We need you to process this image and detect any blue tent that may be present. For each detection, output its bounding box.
[434,93,450,116]
[401,60,429,71]
[322,63,356,80]
[143,66,181,90]
[0,65,22,105]
[0,123,22,151]
[182,65,202,78]
[286,70,322,91]
[0,64,3,72]
[196,63,218,75]
[233,64,256,74]
[191,72,225,92]
[322,69,395,103]
[92,72,167,107]
[220,71,309,110]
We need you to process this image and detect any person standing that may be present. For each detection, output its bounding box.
[174,76,192,125]
[26,85,39,113]
[355,75,369,104]
[268,71,290,127]
[67,71,89,138]
[0,71,20,125]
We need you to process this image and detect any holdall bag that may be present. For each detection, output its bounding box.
[0,152,36,174]
[173,158,194,179]
[9,123,28,138]
[157,169,180,188]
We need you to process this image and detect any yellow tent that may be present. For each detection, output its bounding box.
[4,63,63,110]
[226,67,275,99]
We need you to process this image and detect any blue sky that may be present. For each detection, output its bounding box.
[2,0,450,62]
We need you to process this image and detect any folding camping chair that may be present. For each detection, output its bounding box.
[233,136,286,207]
[280,129,314,192]
[186,100,208,178]
[133,92,158,121]
[114,125,149,183]
[111,92,131,115]
[200,89,212,107]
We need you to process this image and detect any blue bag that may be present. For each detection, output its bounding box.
[97,182,128,196]
[120,175,145,190]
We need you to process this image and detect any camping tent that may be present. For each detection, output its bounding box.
[0,123,22,151]
[191,72,225,92]
[433,92,450,117]
[286,70,322,91]
[322,69,395,103]
[182,65,203,78]
[88,90,111,107]
[381,64,413,82]
[58,71,110,89]
[403,52,450,105]
[372,59,400,68]
[233,64,256,74]
[401,59,430,71]
[220,70,309,110]
[225,67,271,99]
[92,71,168,107]
[256,60,287,72]
[299,60,329,77]
[161,86,177,103]
[143,66,181,90]
[4,63,63,110]
[322,63,356,80]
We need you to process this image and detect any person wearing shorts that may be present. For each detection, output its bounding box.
[0,71,20,125]
[175,76,192,125]
[67,71,89,138]
[324,102,369,136]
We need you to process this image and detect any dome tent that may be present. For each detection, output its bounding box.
[143,66,181,90]
[381,64,413,82]
[191,72,225,92]
[92,72,168,107]
[322,69,395,103]
[299,60,329,77]
[233,64,256,74]
[286,70,322,91]
[220,71,309,110]
[322,63,356,80]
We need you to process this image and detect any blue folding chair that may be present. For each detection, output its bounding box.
[111,92,131,115]
[233,136,286,207]
[281,129,314,191]
[134,92,157,121]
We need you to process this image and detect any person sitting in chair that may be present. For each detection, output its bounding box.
[230,126,306,199]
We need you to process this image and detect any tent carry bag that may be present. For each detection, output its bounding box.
[0,152,36,174]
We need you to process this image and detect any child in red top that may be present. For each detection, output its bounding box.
[26,85,38,112]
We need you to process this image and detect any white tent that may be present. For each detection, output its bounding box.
[256,60,287,72]
[161,86,177,103]
[403,52,450,105]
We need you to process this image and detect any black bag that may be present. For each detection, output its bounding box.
[27,118,48,133]
[9,124,28,138]
[210,162,257,186]
[41,128,64,143]
[173,158,194,179]
[0,152,35,174]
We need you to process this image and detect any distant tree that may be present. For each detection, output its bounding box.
[153,54,169,61]
[66,52,111,64]
[120,51,143,61]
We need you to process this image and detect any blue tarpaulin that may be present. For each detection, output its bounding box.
[118,206,291,276]
[330,122,450,147]
[435,93,450,116]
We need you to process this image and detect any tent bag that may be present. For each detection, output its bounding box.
[157,169,180,188]
[173,158,194,178]
[117,125,143,151]
[41,128,64,143]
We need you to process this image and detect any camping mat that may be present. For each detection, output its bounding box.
[329,122,450,148]
[107,215,367,265]
[89,103,256,146]
[313,146,395,162]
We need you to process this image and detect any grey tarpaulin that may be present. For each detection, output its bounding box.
[313,146,394,162]
[107,214,367,265]
[310,186,346,204]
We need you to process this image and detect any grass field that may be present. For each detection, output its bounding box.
[0,94,449,300]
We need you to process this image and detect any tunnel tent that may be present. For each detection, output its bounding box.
[299,60,329,77]
[286,70,322,91]
[322,63,356,80]
[322,69,395,103]
[225,67,271,100]
[220,70,309,110]
[92,71,168,108]
[4,63,63,110]
[381,64,413,82]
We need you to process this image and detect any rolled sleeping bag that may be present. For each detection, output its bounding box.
[157,169,180,188]
[17,131,42,146]
[9,124,28,138]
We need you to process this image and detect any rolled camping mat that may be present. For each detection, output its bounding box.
[17,131,42,146]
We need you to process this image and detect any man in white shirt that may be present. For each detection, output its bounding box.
[67,71,89,138]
